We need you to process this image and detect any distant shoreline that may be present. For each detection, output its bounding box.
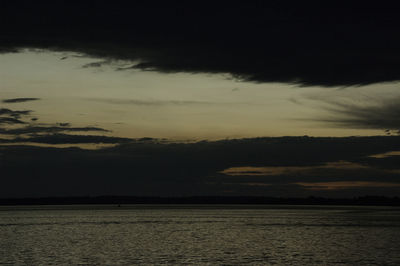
[1,196,399,206]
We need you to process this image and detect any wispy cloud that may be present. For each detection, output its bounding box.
[295,181,400,190]
[88,98,213,106]
[0,108,31,119]
[0,125,109,135]
[0,117,26,125]
[0,133,129,144]
[2,98,40,103]
[82,60,111,68]
[219,161,369,176]
[312,96,400,131]
[0,108,32,124]
[0,107,109,143]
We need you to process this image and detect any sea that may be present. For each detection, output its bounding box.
[1,205,400,265]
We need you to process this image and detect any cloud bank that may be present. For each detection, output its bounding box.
[1,136,400,198]
[1,2,400,87]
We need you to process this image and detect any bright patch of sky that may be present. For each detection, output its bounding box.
[1,50,395,139]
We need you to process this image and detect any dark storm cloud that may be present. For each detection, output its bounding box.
[2,136,400,197]
[2,98,40,103]
[1,2,400,86]
[315,97,400,130]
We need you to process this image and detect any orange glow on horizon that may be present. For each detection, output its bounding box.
[295,181,400,190]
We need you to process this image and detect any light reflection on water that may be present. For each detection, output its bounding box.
[1,205,400,265]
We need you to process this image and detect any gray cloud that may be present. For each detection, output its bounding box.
[0,117,26,125]
[88,98,213,106]
[0,106,110,145]
[2,98,40,103]
[315,97,400,131]
[0,108,31,125]
[0,108,31,119]
[0,125,109,135]
[82,60,111,68]
[58,123,70,127]
[0,133,130,144]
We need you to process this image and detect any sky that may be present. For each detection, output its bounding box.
[1,49,398,140]
[1,1,400,198]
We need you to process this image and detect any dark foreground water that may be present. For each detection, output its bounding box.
[1,205,400,265]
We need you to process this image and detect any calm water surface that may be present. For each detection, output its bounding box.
[1,205,400,265]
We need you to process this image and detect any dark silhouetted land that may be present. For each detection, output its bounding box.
[1,196,400,206]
